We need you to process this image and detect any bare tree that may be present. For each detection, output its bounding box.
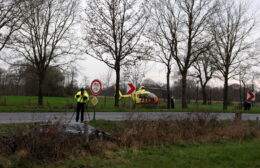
[209,0,256,110]
[0,0,23,51]
[100,67,113,106]
[9,0,79,105]
[64,64,78,95]
[100,67,113,90]
[148,0,216,108]
[191,53,215,104]
[0,67,7,94]
[149,47,173,108]
[65,64,78,89]
[0,67,5,87]
[8,62,26,94]
[81,76,89,89]
[84,0,150,107]
[148,0,175,108]
[122,60,148,90]
[237,64,252,105]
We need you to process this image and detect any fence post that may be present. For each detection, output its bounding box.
[84,121,89,143]
[257,117,259,129]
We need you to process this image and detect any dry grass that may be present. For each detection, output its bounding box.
[114,113,260,147]
[0,122,119,162]
[0,123,88,161]
[0,114,259,161]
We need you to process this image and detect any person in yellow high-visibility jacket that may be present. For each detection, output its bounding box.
[74,88,89,122]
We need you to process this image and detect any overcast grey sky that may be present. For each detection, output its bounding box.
[1,0,259,88]
[76,0,260,88]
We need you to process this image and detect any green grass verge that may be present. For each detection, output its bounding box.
[83,141,260,168]
[1,141,260,168]
[0,95,259,113]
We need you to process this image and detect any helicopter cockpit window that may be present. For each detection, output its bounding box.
[138,93,148,98]
[138,93,157,101]
[138,93,157,98]
[148,93,157,98]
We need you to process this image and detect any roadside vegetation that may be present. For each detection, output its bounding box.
[1,115,260,168]
[0,95,259,113]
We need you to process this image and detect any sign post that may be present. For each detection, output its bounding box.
[91,96,99,120]
[126,83,136,109]
[90,79,102,120]
[246,91,255,110]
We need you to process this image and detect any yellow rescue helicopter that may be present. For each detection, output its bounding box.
[118,86,159,104]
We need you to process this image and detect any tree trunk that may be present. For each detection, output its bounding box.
[181,73,187,109]
[114,66,120,107]
[104,95,107,107]
[243,82,246,102]
[166,70,171,109]
[223,76,229,110]
[38,74,44,106]
[202,85,207,105]
[239,80,242,105]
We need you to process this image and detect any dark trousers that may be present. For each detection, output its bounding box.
[76,102,85,122]
[244,102,251,110]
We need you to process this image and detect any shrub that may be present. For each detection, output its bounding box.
[0,123,87,161]
[114,113,260,147]
[1,115,260,161]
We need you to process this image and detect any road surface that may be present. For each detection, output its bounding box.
[1,112,260,124]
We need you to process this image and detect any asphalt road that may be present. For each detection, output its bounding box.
[1,112,260,124]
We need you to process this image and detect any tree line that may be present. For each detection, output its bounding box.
[0,65,78,97]
[0,0,259,109]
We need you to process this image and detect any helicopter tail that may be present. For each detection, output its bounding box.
[113,85,131,100]
[119,90,123,100]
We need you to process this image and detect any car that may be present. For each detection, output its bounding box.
[40,122,114,140]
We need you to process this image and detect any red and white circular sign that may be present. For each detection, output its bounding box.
[90,79,102,95]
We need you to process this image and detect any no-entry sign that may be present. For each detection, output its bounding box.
[90,79,102,95]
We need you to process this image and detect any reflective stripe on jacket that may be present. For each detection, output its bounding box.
[75,91,89,103]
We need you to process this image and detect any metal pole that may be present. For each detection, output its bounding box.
[69,106,76,123]
[257,117,259,129]
[196,80,199,112]
[84,121,89,143]
[130,95,132,111]
[93,105,96,120]
[85,102,91,121]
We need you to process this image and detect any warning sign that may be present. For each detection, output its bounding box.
[91,96,99,106]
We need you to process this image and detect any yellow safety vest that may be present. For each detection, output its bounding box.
[75,91,89,103]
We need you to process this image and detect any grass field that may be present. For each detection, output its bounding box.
[2,141,260,168]
[0,95,259,113]
[47,141,260,168]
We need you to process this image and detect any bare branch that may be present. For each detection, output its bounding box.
[7,0,79,105]
[83,0,150,106]
[209,0,256,109]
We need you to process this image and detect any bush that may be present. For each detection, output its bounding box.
[1,115,260,161]
[0,123,86,161]
[0,122,118,161]
[114,113,260,147]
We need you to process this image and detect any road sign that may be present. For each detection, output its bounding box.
[90,79,102,95]
[91,96,99,106]
[247,91,255,101]
[127,83,136,94]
